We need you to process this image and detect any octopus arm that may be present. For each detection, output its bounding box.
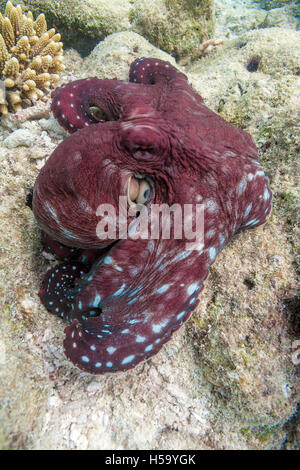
[61,238,208,374]
[51,78,124,133]
[129,57,187,86]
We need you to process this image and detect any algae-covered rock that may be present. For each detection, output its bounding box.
[254,0,297,10]
[253,0,300,23]
[0,26,299,450]
[215,0,298,38]
[83,31,179,81]
[129,0,215,59]
[215,0,267,38]
[3,0,215,58]
[3,129,36,148]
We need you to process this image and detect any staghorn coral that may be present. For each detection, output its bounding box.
[0,1,64,115]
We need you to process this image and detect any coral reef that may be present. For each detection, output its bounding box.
[11,0,132,55]
[0,1,64,114]
[0,17,299,450]
[11,0,215,59]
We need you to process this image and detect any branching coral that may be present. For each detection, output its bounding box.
[0,1,64,115]
[198,39,224,57]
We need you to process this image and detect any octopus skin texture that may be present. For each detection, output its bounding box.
[32,57,272,374]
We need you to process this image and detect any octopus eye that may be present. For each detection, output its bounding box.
[127,177,151,206]
[136,180,151,204]
[89,106,110,122]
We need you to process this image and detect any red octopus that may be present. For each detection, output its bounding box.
[33,58,272,374]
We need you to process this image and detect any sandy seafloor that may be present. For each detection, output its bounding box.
[0,0,299,450]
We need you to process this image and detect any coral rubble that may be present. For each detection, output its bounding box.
[0,1,64,114]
